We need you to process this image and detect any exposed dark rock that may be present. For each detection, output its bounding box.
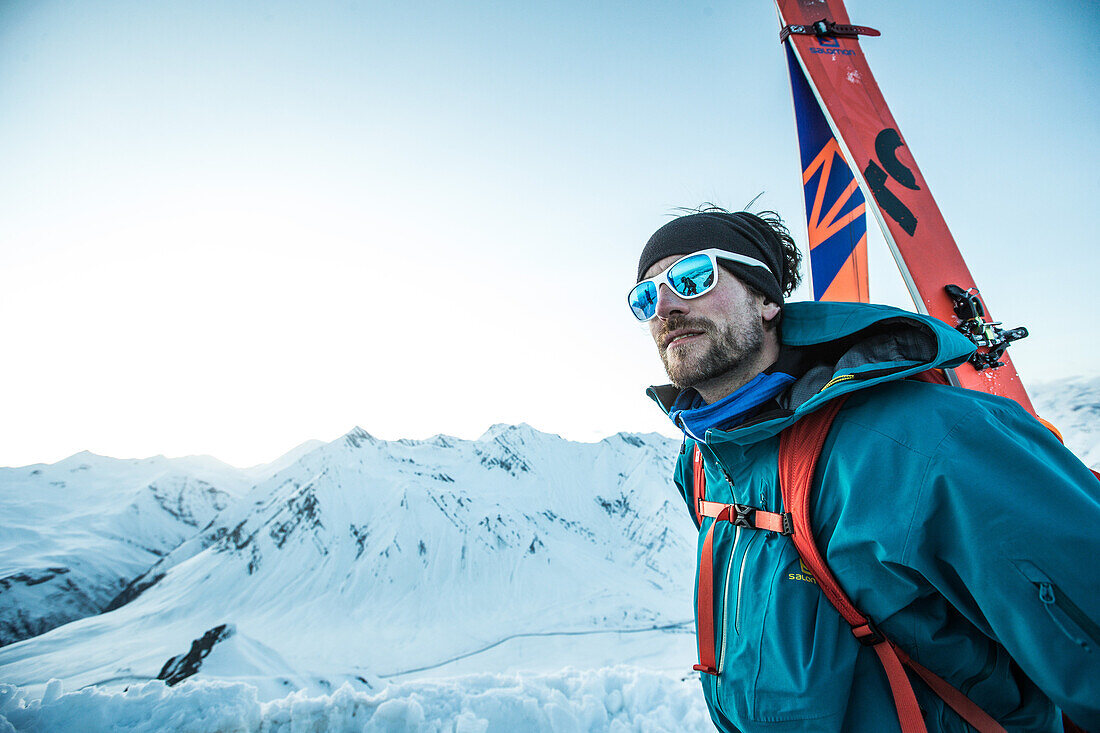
[149,479,229,526]
[105,572,166,612]
[474,442,531,475]
[221,520,255,551]
[0,567,70,591]
[596,493,632,518]
[344,427,372,449]
[157,624,234,686]
[2,608,79,648]
[1,569,100,645]
[428,493,465,531]
[540,510,596,542]
[350,525,370,559]
[478,514,515,549]
[268,485,323,549]
[247,545,262,575]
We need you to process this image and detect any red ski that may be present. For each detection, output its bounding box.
[775,0,1035,415]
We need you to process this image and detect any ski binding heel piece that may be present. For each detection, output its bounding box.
[944,284,1029,370]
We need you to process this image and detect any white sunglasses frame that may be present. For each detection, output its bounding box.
[627,248,773,322]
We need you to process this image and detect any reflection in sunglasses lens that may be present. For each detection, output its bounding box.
[629,253,720,321]
[630,282,658,321]
[669,255,714,298]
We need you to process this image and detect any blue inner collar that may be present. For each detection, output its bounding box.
[668,371,795,441]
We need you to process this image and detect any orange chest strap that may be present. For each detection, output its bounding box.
[689,444,790,675]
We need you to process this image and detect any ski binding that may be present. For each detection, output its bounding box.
[944,284,1028,370]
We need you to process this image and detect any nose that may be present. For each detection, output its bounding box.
[654,283,689,321]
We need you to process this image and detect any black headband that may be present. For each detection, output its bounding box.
[637,212,785,305]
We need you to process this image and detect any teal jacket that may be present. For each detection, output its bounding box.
[649,301,1100,732]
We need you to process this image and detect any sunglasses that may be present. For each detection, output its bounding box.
[627,248,772,322]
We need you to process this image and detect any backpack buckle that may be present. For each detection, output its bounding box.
[732,504,755,528]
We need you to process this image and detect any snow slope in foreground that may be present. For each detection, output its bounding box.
[2,375,1096,732]
[0,667,712,733]
[0,425,699,712]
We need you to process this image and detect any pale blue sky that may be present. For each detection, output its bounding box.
[1,0,1097,467]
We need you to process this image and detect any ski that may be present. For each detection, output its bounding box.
[784,39,869,303]
[774,0,1035,414]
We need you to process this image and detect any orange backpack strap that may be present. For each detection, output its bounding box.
[778,397,1006,733]
[692,445,706,527]
[691,445,718,674]
[691,444,791,675]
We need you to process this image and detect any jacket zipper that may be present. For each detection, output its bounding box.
[1013,559,1100,650]
[735,532,759,635]
[702,447,745,678]
[716,526,742,674]
[700,443,763,723]
[958,642,997,697]
[820,374,857,391]
[1036,581,1099,651]
[714,513,760,718]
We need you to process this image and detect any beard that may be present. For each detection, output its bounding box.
[657,313,765,390]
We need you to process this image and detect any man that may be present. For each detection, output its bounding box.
[630,208,1100,732]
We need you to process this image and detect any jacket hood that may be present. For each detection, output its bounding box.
[647,300,976,444]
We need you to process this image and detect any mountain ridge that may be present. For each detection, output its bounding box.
[1,377,1095,703]
[0,420,693,701]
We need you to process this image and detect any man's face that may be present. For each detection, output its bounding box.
[644,255,773,389]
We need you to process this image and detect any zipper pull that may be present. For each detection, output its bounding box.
[1037,582,1090,650]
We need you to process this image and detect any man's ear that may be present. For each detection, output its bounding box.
[761,300,781,323]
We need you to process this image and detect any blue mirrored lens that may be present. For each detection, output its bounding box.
[668,254,715,298]
[629,281,658,321]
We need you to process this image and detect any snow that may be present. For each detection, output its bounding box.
[0,668,711,732]
[0,425,703,730]
[0,453,255,648]
[1031,375,1100,469]
[1,376,1096,732]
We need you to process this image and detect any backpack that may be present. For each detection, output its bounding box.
[689,382,1097,733]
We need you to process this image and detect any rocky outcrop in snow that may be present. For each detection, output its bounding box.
[0,454,250,647]
[157,624,235,686]
[2,382,1093,702]
[0,426,691,696]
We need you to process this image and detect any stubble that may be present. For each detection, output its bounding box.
[657,312,765,390]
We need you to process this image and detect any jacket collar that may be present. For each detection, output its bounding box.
[647,301,975,444]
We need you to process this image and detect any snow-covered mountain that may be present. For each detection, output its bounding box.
[0,424,695,702]
[1,376,1096,731]
[0,452,255,647]
[1031,375,1100,470]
